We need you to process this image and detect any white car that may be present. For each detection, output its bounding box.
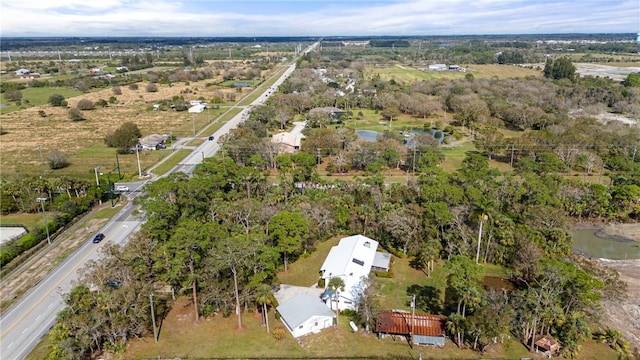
[115,185,129,192]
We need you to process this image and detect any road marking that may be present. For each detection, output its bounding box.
[0,242,99,340]
[36,315,41,321]
[8,342,14,349]
[22,328,29,334]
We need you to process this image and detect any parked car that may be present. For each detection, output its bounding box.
[115,185,129,192]
[92,233,105,243]
[208,135,215,141]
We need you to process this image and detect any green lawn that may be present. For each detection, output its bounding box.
[278,236,340,286]
[0,87,83,114]
[440,140,477,172]
[151,149,193,176]
[0,213,46,229]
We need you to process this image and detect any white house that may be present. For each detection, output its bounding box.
[276,294,336,338]
[319,234,381,311]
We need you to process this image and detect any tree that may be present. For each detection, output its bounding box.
[112,86,122,95]
[255,283,277,334]
[353,276,380,333]
[327,277,346,324]
[104,122,142,151]
[77,99,95,110]
[4,88,22,102]
[48,150,69,169]
[210,234,254,329]
[68,107,85,121]
[146,83,158,92]
[48,93,67,106]
[543,57,576,81]
[269,211,308,272]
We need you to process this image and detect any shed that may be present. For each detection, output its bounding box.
[372,252,391,272]
[376,310,446,347]
[276,294,336,338]
[535,335,560,354]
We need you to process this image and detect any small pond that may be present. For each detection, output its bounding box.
[356,128,447,145]
[0,103,8,108]
[571,229,640,260]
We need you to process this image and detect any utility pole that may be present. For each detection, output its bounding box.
[115,152,122,180]
[36,197,51,244]
[36,145,45,178]
[410,294,416,347]
[135,147,142,178]
[192,113,196,137]
[94,166,102,186]
[149,293,158,343]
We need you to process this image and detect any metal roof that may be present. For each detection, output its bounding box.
[372,252,391,270]
[276,294,336,330]
[376,311,446,337]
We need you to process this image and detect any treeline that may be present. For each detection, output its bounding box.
[0,177,105,266]
[48,145,634,357]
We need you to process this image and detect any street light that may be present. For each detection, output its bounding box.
[36,197,51,245]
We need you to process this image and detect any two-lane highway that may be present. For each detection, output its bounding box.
[0,43,314,360]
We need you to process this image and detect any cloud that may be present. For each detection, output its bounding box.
[0,0,637,36]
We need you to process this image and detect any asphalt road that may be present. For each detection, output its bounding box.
[0,48,307,360]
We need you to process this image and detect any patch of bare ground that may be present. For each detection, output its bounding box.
[592,223,640,351]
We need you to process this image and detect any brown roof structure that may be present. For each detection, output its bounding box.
[376,310,446,337]
[535,335,561,353]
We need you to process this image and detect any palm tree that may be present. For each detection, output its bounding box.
[328,277,345,326]
[256,284,277,334]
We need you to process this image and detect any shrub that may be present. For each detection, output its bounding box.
[48,150,69,169]
[272,327,286,341]
[38,110,47,117]
[128,83,139,90]
[77,99,95,110]
[68,107,85,121]
[48,94,66,106]
[145,83,158,92]
[4,88,23,101]
[318,278,326,288]
[372,270,394,278]
[96,99,108,107]
[112,86,122,95]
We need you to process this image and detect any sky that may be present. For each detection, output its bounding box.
[0,0,638,37]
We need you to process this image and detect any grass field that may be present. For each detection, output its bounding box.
[366,63,542,85]
[0,212,47,229]
[0,59,279,179]
[0,87,83,114]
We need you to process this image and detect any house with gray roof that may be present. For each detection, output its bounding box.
[276,294,335,338]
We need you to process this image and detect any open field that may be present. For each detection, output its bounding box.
[0,87,83,114]
[0,63,273,179]
[367,63,541,84]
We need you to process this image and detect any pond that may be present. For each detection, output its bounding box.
[571,229,640,260]
[356,128,447,144]
[0,103,8,108]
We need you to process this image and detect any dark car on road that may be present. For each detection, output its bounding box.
[92,233,105,243]
[208,135,215,140]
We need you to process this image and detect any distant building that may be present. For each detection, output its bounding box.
[428,64,447,71]
[14,68,30,75]
[271,132,304,153]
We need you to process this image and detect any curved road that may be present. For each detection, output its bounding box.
[0,43,312,360]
